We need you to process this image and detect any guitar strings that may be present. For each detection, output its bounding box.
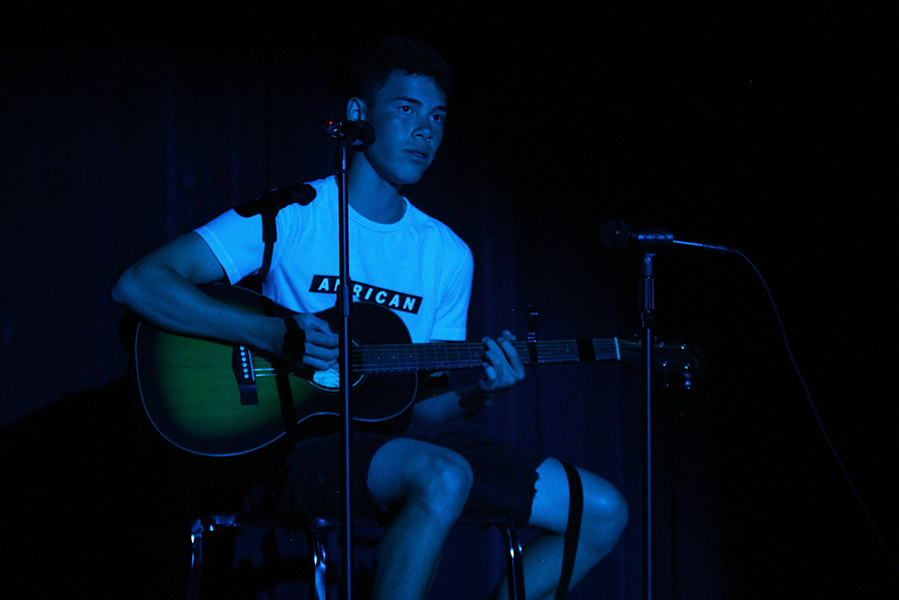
[247,339,623,376]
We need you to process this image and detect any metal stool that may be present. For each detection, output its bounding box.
[188,511,525,599]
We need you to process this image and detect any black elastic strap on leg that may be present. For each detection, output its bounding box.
[556,461,583,600]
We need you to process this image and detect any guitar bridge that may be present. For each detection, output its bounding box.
[232,345,259,405]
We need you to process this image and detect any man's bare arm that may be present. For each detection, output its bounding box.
[112,232,338,370]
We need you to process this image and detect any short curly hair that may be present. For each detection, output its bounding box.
[347,36,453,105]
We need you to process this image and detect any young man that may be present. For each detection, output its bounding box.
[113,37,627,599]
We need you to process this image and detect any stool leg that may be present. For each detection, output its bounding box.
[308,528,327,600]
[500,527,525,600]
[187,518,205,600]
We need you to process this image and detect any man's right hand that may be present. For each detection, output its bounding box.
[280,313,339,371]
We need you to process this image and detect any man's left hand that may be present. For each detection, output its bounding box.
[480,330,525,392]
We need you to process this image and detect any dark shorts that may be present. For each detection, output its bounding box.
[279,418,545,528]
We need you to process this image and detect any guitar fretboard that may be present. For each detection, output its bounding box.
[351,339,621,374]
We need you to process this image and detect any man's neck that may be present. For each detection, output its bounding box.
[346,159,406,224]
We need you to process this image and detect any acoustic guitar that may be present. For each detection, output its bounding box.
[135,285,698,456]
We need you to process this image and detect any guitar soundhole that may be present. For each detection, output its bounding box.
[308,339,366,393]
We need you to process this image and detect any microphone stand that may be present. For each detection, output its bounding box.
[640,252,656,600]
[334,140,355,600]
[325,117,375,600]
[600,219,734,600]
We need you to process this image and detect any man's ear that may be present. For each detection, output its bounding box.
[347,97,367,122]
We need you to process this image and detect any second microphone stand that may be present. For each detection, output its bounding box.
[640,252,656,600]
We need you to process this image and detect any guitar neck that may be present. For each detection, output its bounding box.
[353,338,622,374]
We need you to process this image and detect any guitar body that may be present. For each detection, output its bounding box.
[135,285,417,457]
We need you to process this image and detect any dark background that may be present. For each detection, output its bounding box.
[1,1,896,598]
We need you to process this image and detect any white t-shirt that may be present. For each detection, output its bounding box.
[195,176,473,343]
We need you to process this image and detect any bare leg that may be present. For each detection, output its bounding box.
[492,458,629,600]
[366,438,474,600]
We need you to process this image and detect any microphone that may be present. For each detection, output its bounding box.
[600,219,736,254]
[324,118,375,151]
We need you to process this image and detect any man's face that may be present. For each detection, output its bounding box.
[355,72,447,188]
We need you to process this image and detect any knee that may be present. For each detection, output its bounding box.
[582,483,629,547]
[407,449,473,520]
